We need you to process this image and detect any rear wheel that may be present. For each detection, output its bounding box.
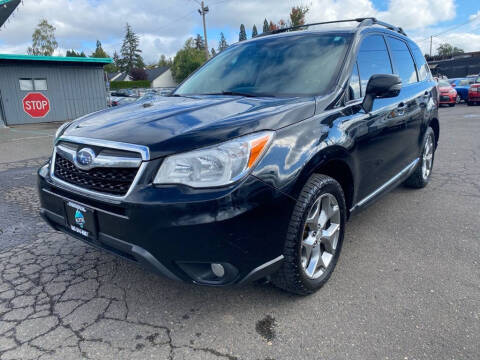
[272,174,346,295]
[404,127,435,188]
[467,101,474,106]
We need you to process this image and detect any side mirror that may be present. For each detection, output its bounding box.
[362,74,402,113]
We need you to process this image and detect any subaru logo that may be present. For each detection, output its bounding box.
[75,148,95,169]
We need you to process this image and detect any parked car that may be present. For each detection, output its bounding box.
[110,89,136,97]
[467,83,480,105]
[448,78,471,102]
[109,96,138,107]
[437,80,458,106]
[38,18,439,295]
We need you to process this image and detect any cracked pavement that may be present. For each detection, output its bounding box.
[0,106,479,359]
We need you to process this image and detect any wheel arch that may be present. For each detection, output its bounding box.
[428,117,440,149]
[292,147,356,217]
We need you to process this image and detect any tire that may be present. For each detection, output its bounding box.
[404,127,435,189]
[467,101,473,106]
[449,102,455,107]
[272,174,346,295]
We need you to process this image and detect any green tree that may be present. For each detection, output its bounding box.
[437,43,464,58]
[239,24,247,41]
[172,38,206,83]
[66,50,86,57]
[194,34,205,50]
[119,23,144,73]
[252,24,258,38]
[91,40,108,58]
[211,48,217,57]
[263,18,269,33]
[27,19,58,56]
[289,5,309,27]
[217,32,229,52]
[158,54,173,67]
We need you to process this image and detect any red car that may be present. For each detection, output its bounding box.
[467,83,480,106]
[437,80,458,107]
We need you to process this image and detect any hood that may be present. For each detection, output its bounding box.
[439,86,453,92]
[63,95,316,159]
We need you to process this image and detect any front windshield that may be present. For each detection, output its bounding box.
[175,33,352,97]
[438,80,450,87]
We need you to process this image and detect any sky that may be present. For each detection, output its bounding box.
[0,0,479,64]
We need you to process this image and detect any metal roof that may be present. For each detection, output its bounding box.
[0,54,113,64]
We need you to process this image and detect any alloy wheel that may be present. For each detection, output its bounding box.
[422,134,434,180]
[301,193,341,279]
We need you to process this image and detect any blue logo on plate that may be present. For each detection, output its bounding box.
[75,209,85,229]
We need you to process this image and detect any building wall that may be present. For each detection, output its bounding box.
[151,69,177,88]
[0,62,107,125]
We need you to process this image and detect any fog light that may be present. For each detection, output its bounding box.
[211,263,225,277]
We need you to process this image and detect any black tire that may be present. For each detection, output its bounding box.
[272,174,346,295]
[467,101,473,106]
[404,127,435,189]
[449,103,455,107]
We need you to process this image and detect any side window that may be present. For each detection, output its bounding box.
[348,62,361,100]
[387,37,417,84]
[410,45,430,81]
[356,35,393,94]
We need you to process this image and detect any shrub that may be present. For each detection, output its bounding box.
[109,80,150,90]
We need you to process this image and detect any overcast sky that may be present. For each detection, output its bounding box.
[0,0,479,64]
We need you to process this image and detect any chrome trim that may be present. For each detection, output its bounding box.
[351,158,419,211]
[50,136,150,202]
[56,135,150,161]
[56,144,142,170]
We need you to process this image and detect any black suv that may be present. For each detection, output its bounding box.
[38,18,439,295]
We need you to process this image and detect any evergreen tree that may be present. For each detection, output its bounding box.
[263,19,269,33]
[239,24,247,42]
[194,34,205,50]
[217,32,229,52]
[27,19,58,56]
[211,48,216,57]
[119,23,144,73]
[252,24,258,38]
[91,40,108,58]
[66,50,86,57]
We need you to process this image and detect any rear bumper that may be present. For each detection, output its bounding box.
[468,93,480,101]
[38,163,294,285]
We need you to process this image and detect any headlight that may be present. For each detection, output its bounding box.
[153,131,274,188]
[54,122,71,143]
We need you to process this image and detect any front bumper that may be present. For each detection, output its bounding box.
[38,162,294,285]
[439,93,456,104]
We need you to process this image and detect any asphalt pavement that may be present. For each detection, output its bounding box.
[0,105,479,360]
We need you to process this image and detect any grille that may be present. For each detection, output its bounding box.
[54,154,139,196]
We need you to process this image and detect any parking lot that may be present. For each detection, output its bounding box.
[0,104,479,360]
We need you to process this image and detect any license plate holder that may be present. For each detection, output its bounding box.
[64,201,97,238]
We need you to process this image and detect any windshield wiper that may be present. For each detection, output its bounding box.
[199,91,275,98]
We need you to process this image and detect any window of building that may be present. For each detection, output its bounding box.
[19,78,48,91]
[387,37,418,84]
[356,35,393,95]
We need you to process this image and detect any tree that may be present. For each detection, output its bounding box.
[263,19,269,33]
[129,68,147,81]
[119,23,144,73]
[194,34,205,50]
[239,24,247,41]
[27,19,58,56]
[91,40,108,58]
[172,38,206,83]
[211,48,217,57]
[289,5,309,27]
[217,32,229,52]
[66,50,86,57]
[252,24,258,38]
[437,43,464,58]
[269,21,278,31]
[158,54,173,67]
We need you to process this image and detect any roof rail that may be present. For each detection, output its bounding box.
[257,17,407,37]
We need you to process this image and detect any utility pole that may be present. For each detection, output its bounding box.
[429,36,432,57]
[198,1,209,60]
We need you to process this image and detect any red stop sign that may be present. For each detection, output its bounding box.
[23,92,50,118]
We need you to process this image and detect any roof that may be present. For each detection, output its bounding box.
[145,67,169,82]
[107,72,122,81]
[0,0,20,27]
[0,54,112,64]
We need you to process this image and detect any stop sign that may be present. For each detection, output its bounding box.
[23,92,50,118]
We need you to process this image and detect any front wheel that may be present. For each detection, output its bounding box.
[272,174,346,295]
[404,127,435,188]
[449,102,455,107]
